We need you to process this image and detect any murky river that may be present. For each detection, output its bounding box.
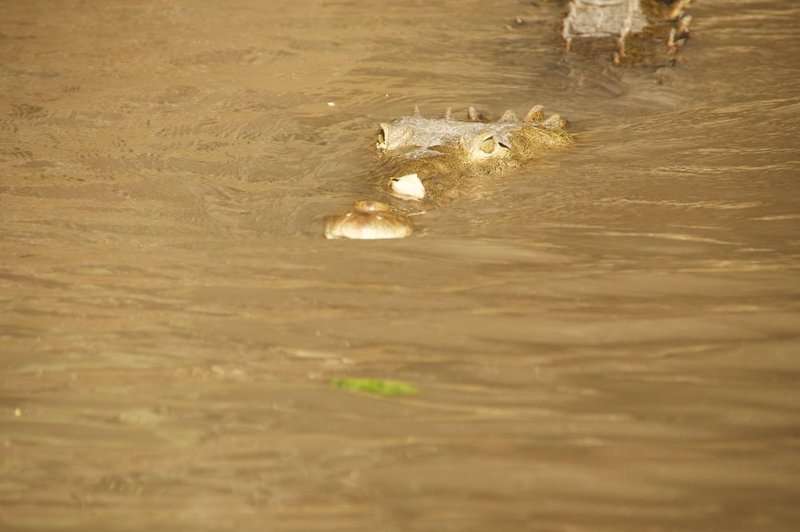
[1,0,799,530]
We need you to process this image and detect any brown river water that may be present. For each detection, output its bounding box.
[1,1,799,530]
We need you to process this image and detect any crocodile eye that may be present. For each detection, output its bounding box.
[377,128,386,146]
[480,137,495,154]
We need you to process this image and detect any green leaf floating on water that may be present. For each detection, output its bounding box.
[331,378,419,396]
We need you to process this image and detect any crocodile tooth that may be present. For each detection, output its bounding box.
[523,104,544,123]
[413,105,421,117]
[444,107,452,120]
[467,107,480,121]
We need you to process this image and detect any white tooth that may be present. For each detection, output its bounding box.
[389,173,425,200]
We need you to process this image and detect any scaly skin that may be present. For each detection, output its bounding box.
[376,106,572,204]
[323,105,572,240]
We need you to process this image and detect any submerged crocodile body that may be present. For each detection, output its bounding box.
[324,106,571,239]
[562,0,692,65]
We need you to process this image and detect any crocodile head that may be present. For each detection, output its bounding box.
[377,121,512,160]
[378,106,568,161]
[374,105,572,205]
[324,105,572,239]
[376,105,564,163]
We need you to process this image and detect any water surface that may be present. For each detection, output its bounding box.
[1,1,799,530]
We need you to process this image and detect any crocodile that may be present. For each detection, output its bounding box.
[324,105,572,240]
[561,0,692,66]
[323,1,693,240]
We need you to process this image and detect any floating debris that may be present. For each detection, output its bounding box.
[389,173,426,200]
[331,378,419,396]
[324,200,413,240]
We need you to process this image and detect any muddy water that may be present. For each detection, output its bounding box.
[1,0,799,530]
